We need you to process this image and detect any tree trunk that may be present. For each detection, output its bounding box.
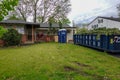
[34,5,37,23]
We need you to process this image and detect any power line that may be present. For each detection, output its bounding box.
[77,1,120,22]
[92,0,120,14]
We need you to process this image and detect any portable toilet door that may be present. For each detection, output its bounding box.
[58,29,67,43]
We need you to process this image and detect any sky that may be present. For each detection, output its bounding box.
[68,0,120,24]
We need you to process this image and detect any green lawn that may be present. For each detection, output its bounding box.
[0,43,120,80]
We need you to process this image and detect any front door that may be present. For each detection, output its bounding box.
[27,28,32,41]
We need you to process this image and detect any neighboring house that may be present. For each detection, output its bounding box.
[0,20,76,44]
[88,16,120,30]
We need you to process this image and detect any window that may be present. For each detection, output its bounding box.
[96,24,98,28]
[98,19,103,23]
[98,19,101,23]
[91,24,98,29]
[92,25,94,28]
[100,19,103,23]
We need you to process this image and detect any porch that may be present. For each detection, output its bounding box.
[23,24,57,44]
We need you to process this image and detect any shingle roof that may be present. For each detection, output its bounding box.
[0,20,73,28]
[98,16,120,22]
[88,16,120,26]
[40,22,71,28]
[0,20,40,25]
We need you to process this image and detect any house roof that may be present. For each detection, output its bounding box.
[40,23,71,28]
[0,20,40,25]
[98,16,120,22]
[88,16,120,26]
[0,20,75,28]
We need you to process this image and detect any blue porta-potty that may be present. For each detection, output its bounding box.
[58,29,67,43]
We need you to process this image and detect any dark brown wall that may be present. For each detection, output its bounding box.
[0,39,4,47]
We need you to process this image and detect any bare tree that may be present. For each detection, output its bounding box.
[9,0,71,23]
[14,0,33,22]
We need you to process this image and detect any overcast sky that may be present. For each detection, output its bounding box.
[68,0,120,24]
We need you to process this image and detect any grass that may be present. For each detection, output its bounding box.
[0,43,120,80]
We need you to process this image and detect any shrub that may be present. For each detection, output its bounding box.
[90,27,120,35]
[76,28,89,34]
[76,27,120,35]
[0,26,7,38]
[2,28,21,46]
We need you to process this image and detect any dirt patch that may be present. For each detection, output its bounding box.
[64,62,111,80]
[72,61,97,70]
[64,66,77,72]
[64,66,90,76]
[6,76,15,80]
[73,61,90,67]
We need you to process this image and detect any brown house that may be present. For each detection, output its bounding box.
[0,20,76,44]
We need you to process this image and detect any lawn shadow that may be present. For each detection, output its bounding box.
[63,61,111,80]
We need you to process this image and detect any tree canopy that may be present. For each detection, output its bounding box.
[8,0,71,23]
[0,0,18,21]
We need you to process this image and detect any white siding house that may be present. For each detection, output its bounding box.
[88,17,120,30]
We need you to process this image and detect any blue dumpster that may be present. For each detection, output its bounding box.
[86,35,89,45]
[89,35,93,46]
[83,35,86,45]
[73,34,120,53]
[113,35,120,51]
[100,35,108,50]
[78,34,81,45]
[76,35,79,44]
[73,35,77,44]
[92,35,97,47]
[96,35,101,48]
[107,35,120,52]
[80,34,82,44]
[58,29,67,43]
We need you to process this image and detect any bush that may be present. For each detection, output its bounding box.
[90,27,120,35]
[76,28,89,34]
[77,27,120,35]
[0,26,7,38]
[2,28,21,46]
